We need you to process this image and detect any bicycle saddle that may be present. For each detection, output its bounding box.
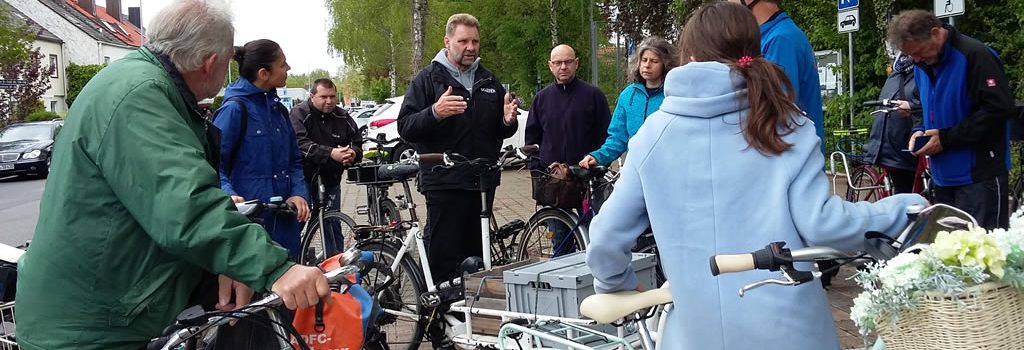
[568,165,608,181]
[580,282,672,324]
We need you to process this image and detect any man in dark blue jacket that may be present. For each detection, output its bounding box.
[888,10,1016,229]
[525,44,611,172]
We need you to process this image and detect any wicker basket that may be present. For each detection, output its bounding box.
[877,282,1024,350]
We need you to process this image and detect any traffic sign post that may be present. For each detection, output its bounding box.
[0,80,28,90]
[935,0,964,25]
[837,0,858,127]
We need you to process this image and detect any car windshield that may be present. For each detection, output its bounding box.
[0,124,52,142]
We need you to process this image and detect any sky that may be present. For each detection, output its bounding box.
[122,0,344,75]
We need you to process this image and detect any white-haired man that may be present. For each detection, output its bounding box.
[15,1,329,349]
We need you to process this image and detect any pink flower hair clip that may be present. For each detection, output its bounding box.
[738,56,754,67]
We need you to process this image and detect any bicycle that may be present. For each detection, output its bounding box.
[352,145,536,350]
[286,177,357,266]
[830,100,931,204]
[145,249,369,350]
[345,133,425,227]
[519,164,664,283]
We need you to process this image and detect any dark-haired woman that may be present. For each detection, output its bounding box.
[214,39,309,259]
[584,2,927,349]
[580,36,678,168]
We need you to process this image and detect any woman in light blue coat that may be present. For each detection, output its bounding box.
[580,36,678,168]
[585,3,928,349]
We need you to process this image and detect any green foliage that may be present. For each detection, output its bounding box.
[0,6,34,65]
[287,68,333,89]
[65,63,105,108]
[364,76,392,103]
[223,60,239,87]
[210,95,224,112]
[1,48,54,124]
[26,109,59,122]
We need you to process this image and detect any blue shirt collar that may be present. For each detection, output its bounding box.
[759,11,790,34]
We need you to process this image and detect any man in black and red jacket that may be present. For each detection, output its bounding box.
[887,10,1016,229]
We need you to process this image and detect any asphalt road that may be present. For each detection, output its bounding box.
[0,175,44,247]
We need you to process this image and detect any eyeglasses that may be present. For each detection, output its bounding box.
[549,59,577,67]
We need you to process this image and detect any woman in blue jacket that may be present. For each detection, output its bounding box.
[580,36,678,168]
[214,39,310,259]
[585,3,927,349]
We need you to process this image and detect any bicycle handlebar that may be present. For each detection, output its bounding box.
[235,198,296,218]
[862,99,900,108]
[148,249,364,350]
[709,243,851,276]
[416,144,539,169]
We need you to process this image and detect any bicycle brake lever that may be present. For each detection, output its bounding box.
[738,277,799,297]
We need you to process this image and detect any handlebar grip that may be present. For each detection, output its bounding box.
[417,153,446,167]
[520,144,539,155]
[862,100,886,107]
[709,253,756,276]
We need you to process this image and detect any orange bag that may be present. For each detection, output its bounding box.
[291,254,376,350]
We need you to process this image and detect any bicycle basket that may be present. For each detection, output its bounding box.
[531,166,585,209]
[0,302,16,350]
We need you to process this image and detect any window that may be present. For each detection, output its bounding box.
[49,101,56,112]
[49,54,58,78]
[104,56,110,64]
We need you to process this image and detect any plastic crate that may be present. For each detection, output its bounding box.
[503,251,657,334]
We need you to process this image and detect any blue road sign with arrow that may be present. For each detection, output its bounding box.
[838,0,858,10]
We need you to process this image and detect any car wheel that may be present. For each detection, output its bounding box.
[389,143,416,163]
[39,157,51,178]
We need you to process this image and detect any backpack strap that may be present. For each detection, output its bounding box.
[216,97,247,177]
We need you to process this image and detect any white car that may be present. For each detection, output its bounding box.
[363,95,529,163]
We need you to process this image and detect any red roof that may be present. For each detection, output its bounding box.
[65,0,142,47]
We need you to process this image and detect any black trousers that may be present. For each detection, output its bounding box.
[423,189,495,284]
[932,175,1009,230]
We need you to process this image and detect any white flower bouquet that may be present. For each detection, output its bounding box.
[850,211,1024,349]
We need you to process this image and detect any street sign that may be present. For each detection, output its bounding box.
[838,0,858,11]
[838,8,860,33]
[0,79,28,85]
[0,85,19,90]
[935,0,965,18]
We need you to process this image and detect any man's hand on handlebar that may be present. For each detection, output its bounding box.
[892,100,912,117]
[216,274,254,325]
[286,196,310,222]
[272,264,332,310]
[579,155,598,169]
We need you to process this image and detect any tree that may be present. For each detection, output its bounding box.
[599,0,680,43]
[286,68,333,89]
[0,48,55,124]
[65,63,104,108]
[0,6,33,66]
[411,0,427,72]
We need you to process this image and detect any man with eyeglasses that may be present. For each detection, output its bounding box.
[526,44,611,174]
[525,44,611,256]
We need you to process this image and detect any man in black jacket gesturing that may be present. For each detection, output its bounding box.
[290,78,362,254]
[397,13,519,287]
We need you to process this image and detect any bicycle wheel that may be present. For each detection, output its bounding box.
[845,166,885,202]
[1011,175,1024,216]
[356,239,427,350]
[632,229,666,286]
[299,211,357,266]
[377,198,403,226]
[518,209,586,260]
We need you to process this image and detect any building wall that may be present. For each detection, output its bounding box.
[35,40,66,113]
[7,0,132,66]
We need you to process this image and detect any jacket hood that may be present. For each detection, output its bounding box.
[660,61,749,119]
[224,78,279,100]
[433,49,480,76]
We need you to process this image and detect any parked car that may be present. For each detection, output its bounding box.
[0,120,63,178]
[363,95,529,163]
[351,107,379,132]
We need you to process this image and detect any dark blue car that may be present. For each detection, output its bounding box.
[0,120,63,178]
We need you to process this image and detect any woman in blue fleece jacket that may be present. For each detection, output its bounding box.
[585,3,928,349]
[580,36,678,168]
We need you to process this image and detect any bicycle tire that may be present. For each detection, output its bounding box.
[518,208,586,261]
[1011,175,1024,215]
[376,199,403,226]
[355,239,427,350]
[845,166,885,202]
[298,211,357,266]
[632,229,666,286]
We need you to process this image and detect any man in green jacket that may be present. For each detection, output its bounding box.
[15,2,330,349]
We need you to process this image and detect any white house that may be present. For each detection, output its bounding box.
[5,0,143,112]
[2,1,67,113]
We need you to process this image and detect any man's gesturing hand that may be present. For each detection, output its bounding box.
[271,265,332,310]
[433,86,467,118]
